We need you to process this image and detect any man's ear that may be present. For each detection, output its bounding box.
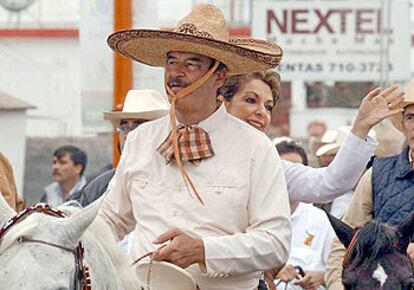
[74,164,83,176]
[214,69,226,88]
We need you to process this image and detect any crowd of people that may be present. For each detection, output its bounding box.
[1,3,413,290]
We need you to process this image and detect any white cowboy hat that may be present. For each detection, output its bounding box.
[103,89,170,127]
[316,126,385,157]
[107,4,282,75]
[390,79,414,132]
[315,128,347,157]
[136,261,198,290]
[272,136,294,145]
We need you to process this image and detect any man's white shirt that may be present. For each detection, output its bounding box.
[99,105,291,290]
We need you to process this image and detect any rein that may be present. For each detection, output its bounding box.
[132,251,154,290]
[275,265,306,290]
[342,229,360,269]
[0,203,92,290]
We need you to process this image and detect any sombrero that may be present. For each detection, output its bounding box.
[107,4,282,75]
[136,261,198,290]
[103,89,170,127]
[390,79,414,132]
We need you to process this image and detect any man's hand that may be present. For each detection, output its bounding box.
[352,84,404,140]
[276,264,300,282]
[151,228,205,269]
[264,266,284,290]
[294,270,324,290]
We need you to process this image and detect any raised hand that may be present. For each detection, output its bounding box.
[352,84,404,139]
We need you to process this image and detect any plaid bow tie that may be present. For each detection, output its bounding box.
[157,125,215,165]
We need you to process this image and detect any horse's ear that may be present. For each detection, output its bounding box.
[323,209,357,248]
[57,198,103,245]
[0,191,16,227]
[395,212,414,252]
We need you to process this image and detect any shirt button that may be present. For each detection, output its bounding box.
[172,210,178,216]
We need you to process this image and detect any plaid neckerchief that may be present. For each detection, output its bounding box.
[157,124,215,166]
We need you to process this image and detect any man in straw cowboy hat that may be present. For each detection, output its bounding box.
[73,89,169,207]
[325,80,414,290]
[98,3,291,290]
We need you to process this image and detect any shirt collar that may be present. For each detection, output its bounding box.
[59,176,87,197]
[175,103,228,133]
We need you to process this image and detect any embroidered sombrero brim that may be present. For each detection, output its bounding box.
[103,109,169,127]
[107,29,282,75]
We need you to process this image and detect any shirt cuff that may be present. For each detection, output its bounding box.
[201,236,233,275]
[346,131,377,153]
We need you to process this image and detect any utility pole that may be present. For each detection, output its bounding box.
[113,0,132,166]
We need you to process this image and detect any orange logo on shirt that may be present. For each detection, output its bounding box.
[304,232,315,246]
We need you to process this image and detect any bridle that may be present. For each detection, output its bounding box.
[342,229,360,269]
[0,203,92,290]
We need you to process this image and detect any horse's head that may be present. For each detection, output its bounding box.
[327,212,414,290]
[0,195,100,290]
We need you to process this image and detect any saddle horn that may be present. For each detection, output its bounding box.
[323,209,357,248]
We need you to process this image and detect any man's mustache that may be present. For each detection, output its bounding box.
[167,78,190,88]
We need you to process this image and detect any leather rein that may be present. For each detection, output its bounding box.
[342,229,360,269]
[0,203,92,290]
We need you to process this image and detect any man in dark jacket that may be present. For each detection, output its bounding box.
[326,80,414,289]
[74,89,169,206]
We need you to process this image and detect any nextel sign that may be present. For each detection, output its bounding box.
[267,8,387,35]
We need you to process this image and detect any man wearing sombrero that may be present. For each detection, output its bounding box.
[99,4,290,290]
[325,79,414,290]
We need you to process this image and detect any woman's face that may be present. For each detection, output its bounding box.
[224,78,274,132]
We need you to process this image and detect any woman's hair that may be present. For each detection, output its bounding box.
[219,70,281,105]
[275,140,309,166]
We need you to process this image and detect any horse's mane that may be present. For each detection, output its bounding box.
[350,220,396,268]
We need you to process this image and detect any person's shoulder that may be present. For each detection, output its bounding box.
[85,168,116,188]
[125,115,169,144]
[224,113,271,145]
[43,182,58,192]
[130,116,168,135]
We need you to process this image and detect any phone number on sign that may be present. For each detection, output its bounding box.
[278,62,393,74]
[329,62,393,73]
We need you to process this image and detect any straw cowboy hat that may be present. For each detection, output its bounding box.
[103,89,170,127]
[316,126,384,157]
[390,79,414,132]
[136,261,198,290]
[107,4,282,75]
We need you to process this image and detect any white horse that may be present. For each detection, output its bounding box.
[0,194,144,290]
